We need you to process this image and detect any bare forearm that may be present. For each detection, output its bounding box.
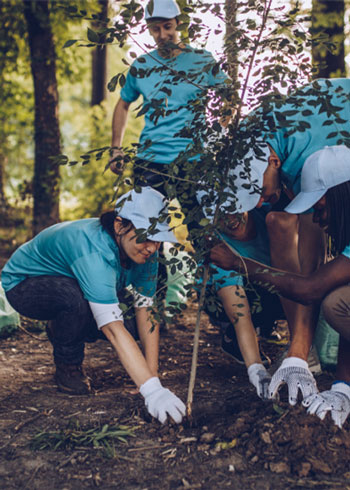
[111,98,130,147]
[233,257,314,304]
[218,286,261,367]
[337,337,350,382]
[136,308,159,376]
[101,321,153,388]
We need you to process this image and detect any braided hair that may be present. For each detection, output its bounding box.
[326,181,350,256]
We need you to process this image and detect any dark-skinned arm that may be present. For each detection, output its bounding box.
[210,242,350,305]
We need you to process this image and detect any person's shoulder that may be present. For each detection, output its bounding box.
[185,45,215,59]
[133,50,159,66]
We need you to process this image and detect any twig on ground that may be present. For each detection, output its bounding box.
[17,323,48,341]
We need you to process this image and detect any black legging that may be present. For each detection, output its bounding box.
[5,276,137,365]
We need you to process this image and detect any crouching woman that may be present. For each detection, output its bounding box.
[1,187,185,424]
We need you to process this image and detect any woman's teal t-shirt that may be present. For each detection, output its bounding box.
[1,219,158,304]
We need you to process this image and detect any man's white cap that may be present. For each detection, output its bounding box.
[115,187,177,242]
[285,145,350,214]
[197,143,270,217]
[145,0,181,20]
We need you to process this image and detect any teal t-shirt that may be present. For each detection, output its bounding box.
[207,208,270,290]
[341,244,350,260]
[121,46,227,164]
[1,219,158,304]
[260,78,350,195]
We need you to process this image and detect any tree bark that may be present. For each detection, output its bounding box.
[311,0,345,78]
[23,0,61,235]
[0,149,8,213]
[224,0,238,82]
[91,0,108,106]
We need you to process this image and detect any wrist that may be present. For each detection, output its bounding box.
[332,381,350,398]
[247,363,265,376]
[281,356,309,370]
[139,376,162,398]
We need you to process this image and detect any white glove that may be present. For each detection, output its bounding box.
[247,363,271,400]
[303,382,350,428]
[139,377,186,424]
[269,357,318,405]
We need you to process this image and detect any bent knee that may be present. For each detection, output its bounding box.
[321,285,350,326]
[265,211,298,236]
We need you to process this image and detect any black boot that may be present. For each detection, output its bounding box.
[55,364,91,395]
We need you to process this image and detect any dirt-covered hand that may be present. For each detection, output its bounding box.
[139,377,186,424]
[269,357,318,405]
[303,382,350,428]
[248,363,271,400]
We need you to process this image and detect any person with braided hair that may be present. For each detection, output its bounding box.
[211,146,350,428]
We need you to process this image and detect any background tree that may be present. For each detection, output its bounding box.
[23,0,61,234]
[311,0,346,78]
[91,0,109,106]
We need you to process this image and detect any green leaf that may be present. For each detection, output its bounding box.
[87,28,99,43]
[63,39,78,49]
[199,218,210,226]
[326,131,338,139]
[119,74,126,87]
[107,74,119,92]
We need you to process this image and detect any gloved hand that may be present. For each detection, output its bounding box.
[269,356,318,405]
[247,363,271,400]
[303,382,350,428]
[139,377,186,424]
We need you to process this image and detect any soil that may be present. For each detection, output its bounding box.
[1,300,350,490]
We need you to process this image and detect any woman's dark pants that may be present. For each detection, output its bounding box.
[5,276,137,366]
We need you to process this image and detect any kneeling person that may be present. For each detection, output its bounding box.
[1,187,186,425]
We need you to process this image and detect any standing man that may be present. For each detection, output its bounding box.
[109,0,227,218]
[227,78,350,403]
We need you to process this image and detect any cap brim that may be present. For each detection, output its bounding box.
[131,219,178,243]
[235,187,261,213]
[284,189,326,214]
[151,229,178,243]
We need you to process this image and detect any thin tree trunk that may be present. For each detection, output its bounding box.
[225,0,239,82]
[23,0,61,235]
[91,0,108,106]
[0,150,8,213]
[311,0,345,78]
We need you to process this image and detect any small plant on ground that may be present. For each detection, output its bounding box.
[30,420,137,458]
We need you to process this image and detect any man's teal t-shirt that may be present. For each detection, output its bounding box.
[121,46,227,164]
[1,219,158,304]
[260,78,350,195]
[207,208,271,290]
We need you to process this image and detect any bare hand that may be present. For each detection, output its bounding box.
[109,148,125,175]
[210,242,240,270]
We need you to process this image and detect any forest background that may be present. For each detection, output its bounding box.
[0,0,349,246]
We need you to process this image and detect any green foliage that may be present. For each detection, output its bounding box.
[0,0,143,218]
[30,420,137,458]
[2,0,349,317]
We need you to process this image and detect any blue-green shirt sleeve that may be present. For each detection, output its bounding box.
[341,245,350,260]
[120,62,140,103]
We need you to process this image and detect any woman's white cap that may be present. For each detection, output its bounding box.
[285,145,350,214]
[115,187,177,242]
[197,143,270,218]
[145,0,181,20]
